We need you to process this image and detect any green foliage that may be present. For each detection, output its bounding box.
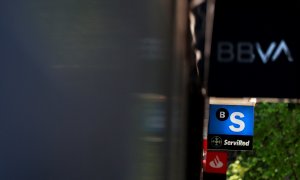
[227,102,300,180]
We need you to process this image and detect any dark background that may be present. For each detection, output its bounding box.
[208,0,300,98]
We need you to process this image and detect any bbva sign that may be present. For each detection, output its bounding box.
[217,40,294,64]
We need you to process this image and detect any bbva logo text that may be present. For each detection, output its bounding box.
[217,40,294,64]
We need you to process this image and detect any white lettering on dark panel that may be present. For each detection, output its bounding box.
[217,40,294,64]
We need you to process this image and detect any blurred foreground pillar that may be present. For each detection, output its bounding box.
[0,0,190,180]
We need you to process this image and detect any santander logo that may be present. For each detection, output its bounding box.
[205,151,227,174]
[209,155,224,168]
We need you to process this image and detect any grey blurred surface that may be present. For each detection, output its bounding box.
[0,0,188,179]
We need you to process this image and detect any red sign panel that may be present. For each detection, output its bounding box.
[204,151,228,174]
[202,139,207,169]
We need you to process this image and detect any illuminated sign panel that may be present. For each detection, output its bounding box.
[207,0,300,98]
[208,104,254,150]
[205,151,228,174]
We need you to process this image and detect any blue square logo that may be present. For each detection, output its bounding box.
[208,104,254,136]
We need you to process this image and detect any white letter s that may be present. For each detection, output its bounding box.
[229,112,245,132]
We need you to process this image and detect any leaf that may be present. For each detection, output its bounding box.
[227,102,300,179]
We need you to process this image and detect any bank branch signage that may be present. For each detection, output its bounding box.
[207,0,300,98]
[208,104,254,150]
[205,151,228,174]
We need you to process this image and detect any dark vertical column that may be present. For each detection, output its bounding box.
[185,1,206,178]
[186,66,204,180]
